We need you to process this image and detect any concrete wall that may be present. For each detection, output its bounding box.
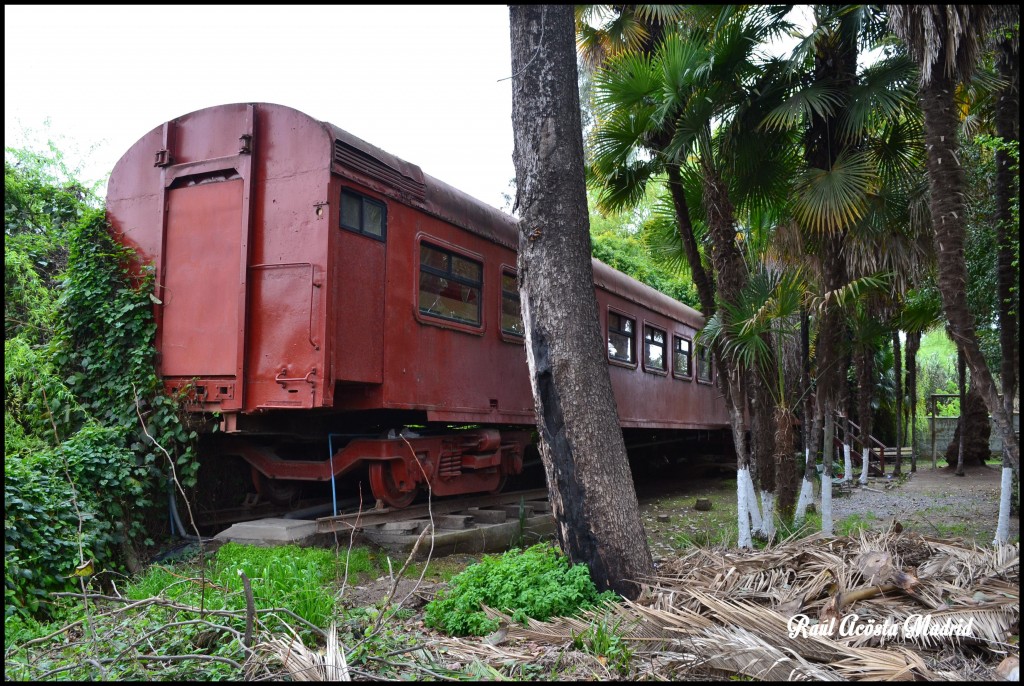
[915,412,1020,458]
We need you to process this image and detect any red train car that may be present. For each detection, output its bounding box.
[106,103,729,509]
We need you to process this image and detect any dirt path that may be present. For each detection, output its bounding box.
[832,461,1018,544]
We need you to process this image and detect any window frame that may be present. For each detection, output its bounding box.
[339,188,387,242]
[415,237,485,333]
[641,322,668,375]
[606,308,637,368]
[672,334,693,381]
[499,265,525,343]
[696,341,713,384]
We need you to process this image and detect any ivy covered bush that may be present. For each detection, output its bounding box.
[4,147,197,618]
[424,543,618,636]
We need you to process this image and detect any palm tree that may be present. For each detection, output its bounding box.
[587,8,801,545]
[762,5,927,531]
[703,265,806,526]
[886,4,1019,477]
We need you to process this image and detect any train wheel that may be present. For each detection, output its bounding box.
[259,473,300,506]
[488,471,508,495]
[368,462,417,508]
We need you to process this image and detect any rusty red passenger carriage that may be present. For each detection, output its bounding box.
[106,103,729,510]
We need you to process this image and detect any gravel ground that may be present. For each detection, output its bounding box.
[831,460,1018,544]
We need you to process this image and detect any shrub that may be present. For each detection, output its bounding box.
[424,543,618,636]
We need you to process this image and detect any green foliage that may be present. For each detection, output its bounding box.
[589,192,700,308]
[571,615,635,675]
[4,146,198,620]
[126,543,342,630]
[423,543,618,636]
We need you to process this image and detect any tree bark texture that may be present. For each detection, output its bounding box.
[509,4,653,599]
[918,71,1019,476]
[893,330,903,475]
[809,10,856,499]
[907,329,921,471]
[995,29,1019,475]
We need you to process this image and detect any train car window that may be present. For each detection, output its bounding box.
[419,243,482,326]
[607,312,635,364]
[673,335,692,379]
[501,270,525,338]
[340,189,387,240]
[643,325,667,372]
[696,342,713,383]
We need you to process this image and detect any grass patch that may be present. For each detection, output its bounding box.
[835,512,880,536]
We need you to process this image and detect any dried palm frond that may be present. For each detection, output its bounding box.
[251,623,350,681]
[683,625,842,681]
[456,533,1015,680]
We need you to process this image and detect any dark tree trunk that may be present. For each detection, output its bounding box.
[995,27,1019,475]
[855,342,875,477]
[956,344,967,476]
[907,329,921,472]
[665,164,715,316]
[945,381,992,469]
[918,72,1019,476]
[509,4,653,599]
[801,305,813,470]
[893,330,904,475]
[808,9,857,504]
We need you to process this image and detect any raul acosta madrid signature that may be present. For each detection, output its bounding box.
[788,613,976,640]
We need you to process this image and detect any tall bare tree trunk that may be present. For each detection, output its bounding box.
[893,330,904,475]
[509,4,653,598]
[994,15,1019,545]
[795,306,816,523]
[956,344,966,477]
[916,69,1019,477]
[907,329,921,472]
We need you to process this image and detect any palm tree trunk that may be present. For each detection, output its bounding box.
[821,409,835,536]
[994,26,1018,545]
[893,330,904,475]
[907,329,921,472]
[918,72,1019,477]
[666,164,716,317]
[856,345,875,482]
[956,343,966,476]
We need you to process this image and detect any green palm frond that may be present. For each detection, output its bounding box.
[589,109,659,177]
[839,54,919,143]
[641,189,710,279]
[591,159,661,213]
[594,51,662,117]
[899,287,944,333]
[870,118,925,186]
[760,81,846,131]
[656,33,712,106]
[792,149,876,234]
[810,273,891,313]
[634,4,686,26]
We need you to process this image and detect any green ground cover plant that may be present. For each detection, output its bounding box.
[424,543,618,636]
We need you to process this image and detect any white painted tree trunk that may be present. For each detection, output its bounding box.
[794,448,814,523]
[859,447,870,485]
[993,467,1014,545]
[794,471,815,524]
[821,470,833,536]
[843,443,852,483]
[737,468,752,548]
[760,490,776,539]
[743,469,763,533]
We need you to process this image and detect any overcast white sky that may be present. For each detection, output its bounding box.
[5,5,516,210]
